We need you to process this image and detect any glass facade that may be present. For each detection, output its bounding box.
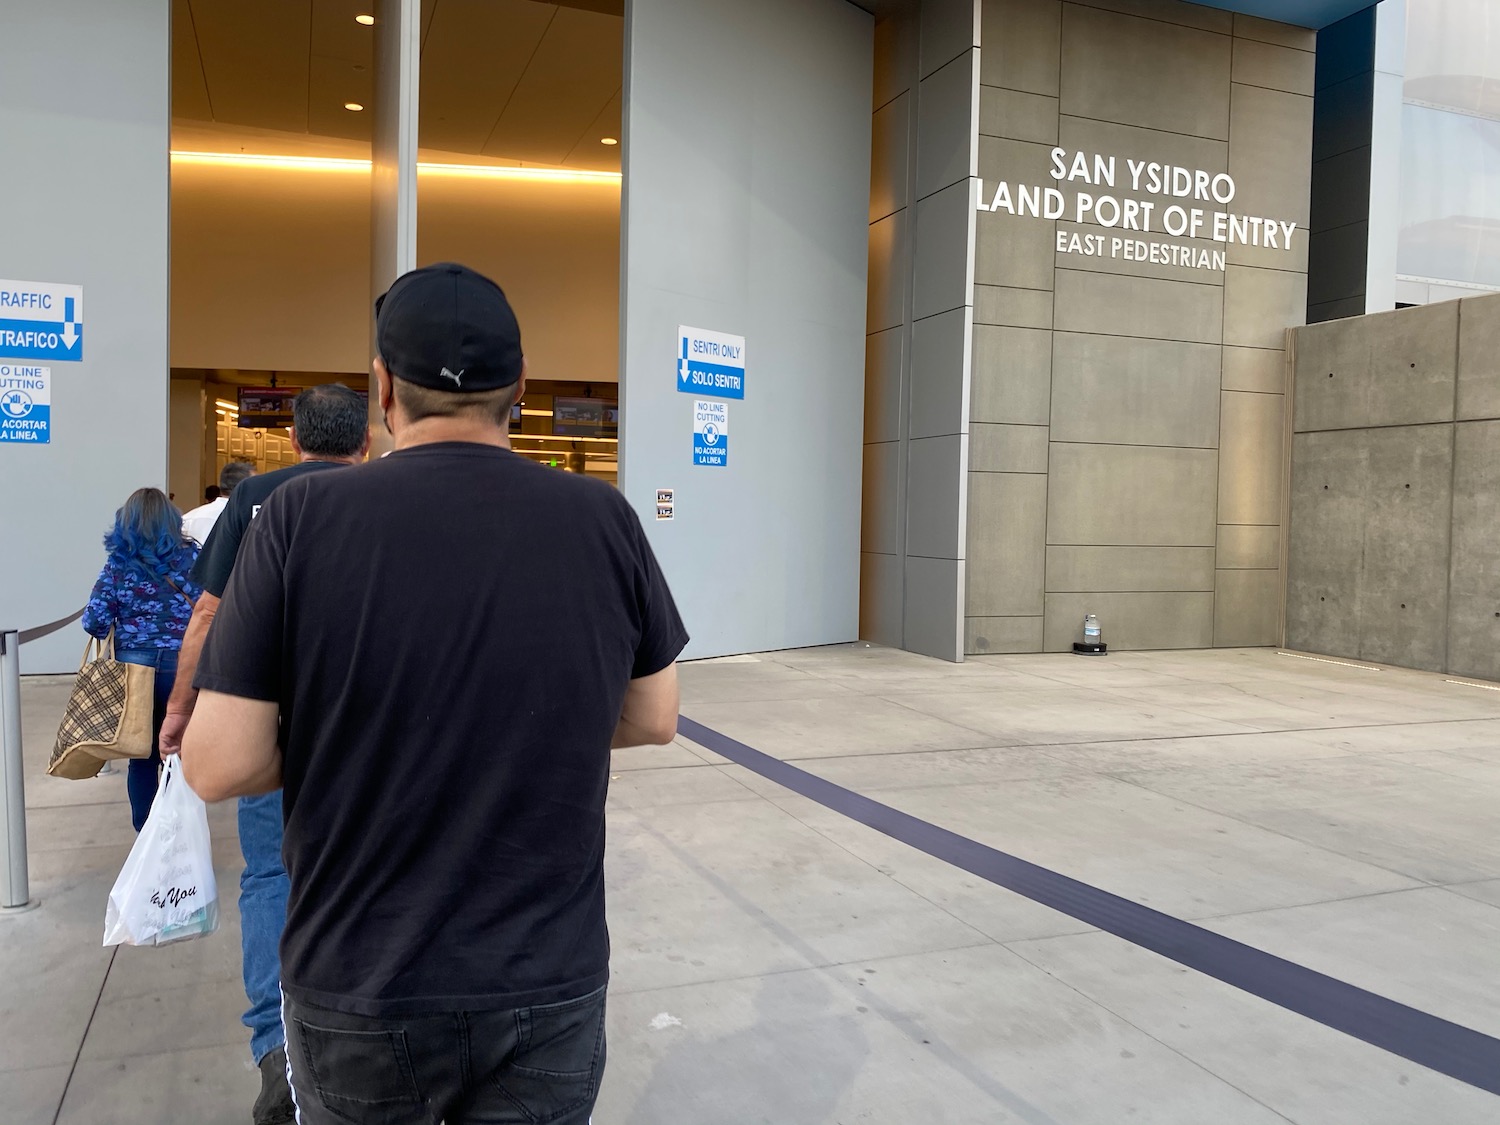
[1396,0,1500,294]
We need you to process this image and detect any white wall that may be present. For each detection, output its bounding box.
[620,0,873,658]
[0,0,171,673]
[170,163,621,384]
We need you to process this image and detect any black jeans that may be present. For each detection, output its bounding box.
[282,986,607,1125]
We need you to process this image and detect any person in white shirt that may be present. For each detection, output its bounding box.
[181,461,255,546]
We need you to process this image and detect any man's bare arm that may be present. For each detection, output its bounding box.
[611,664,681,748]
[160,591,219,756]
[181,690,281,801]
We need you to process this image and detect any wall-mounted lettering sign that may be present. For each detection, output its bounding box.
[975,148,1299,274]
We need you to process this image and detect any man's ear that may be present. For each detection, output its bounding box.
[373,357,395,413]
[289,428,304,457]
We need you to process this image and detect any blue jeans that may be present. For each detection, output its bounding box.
[113,648,176,832]
[239,791,290,1064]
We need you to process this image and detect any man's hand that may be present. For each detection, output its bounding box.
[162,591,220,755]
[159,706,192,757]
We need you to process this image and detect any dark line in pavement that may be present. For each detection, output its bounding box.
[53,944,117,1125]
[678,715,1500,1098]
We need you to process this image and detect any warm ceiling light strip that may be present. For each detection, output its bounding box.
[170,150,620,184]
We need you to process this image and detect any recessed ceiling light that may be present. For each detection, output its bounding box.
[355,14,374,25]
[600,137,618,146]
[344,102,364,112]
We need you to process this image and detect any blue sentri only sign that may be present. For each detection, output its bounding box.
[677,325,745,400]
[0,279,84,362]
[692,399,729,467]
[0,365,51,445]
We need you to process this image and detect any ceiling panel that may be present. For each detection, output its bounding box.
[420,0,557,154]
[310,0,375,66]
[481,6,622,164]
[308,53,374,140]
[189,0,312,132]
[561,88,622,170]
[172,0,214,121]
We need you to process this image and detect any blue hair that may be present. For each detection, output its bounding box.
[104,487,188,579]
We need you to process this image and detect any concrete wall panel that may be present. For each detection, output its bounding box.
[1231,38,1315,96]
[860,550,904,649]
[870,92,911,223]
[1047,443,1218,546]
[1218,390,1286,525]
[980,87,1059,144]
[1059,4,1231,140]
[974,284,1053,329]
[979,0,1060,96]
[1223,264,1306,349]
[920,0,979,78]
[914,179,975,319]
[1051,333,1221,447]
[978,133,1055,188]
[862,441,903,555]
[970,423,1049,472]
[865,326,904,444]
[1355,424,1453,672]
[1295,301,1458,430]
[1054,270,1223,344]
[905,554,965,659]
[1457,294,1500,421]
[911,307,971,439]
[1070,0,1230,34]
[1286,430,1366,658]
[1233,12,1315,50]
[1043,591,1216,651]
[1217,524,1280,570]
[1046,546,1215,592]
[966,615,1044,654]
[907,434,968,558]
[971,325,1052,424]
[868,211,909,333]
[975,214,1057,290]
[917,52,978,200]
[966,471,1047,615]
[1448,420,1500,681]
[1214,568,1282,647]
[1223,346,1287,394]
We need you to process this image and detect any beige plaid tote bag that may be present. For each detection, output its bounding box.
[48,630,157,780]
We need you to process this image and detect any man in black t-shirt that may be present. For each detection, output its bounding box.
[181,263,687,1125]
[161,384,369,1125]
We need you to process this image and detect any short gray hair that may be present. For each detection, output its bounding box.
[219,461,255,493]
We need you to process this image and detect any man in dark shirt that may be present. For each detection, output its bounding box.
[181,263,687,1125]
[160,384,369,1125]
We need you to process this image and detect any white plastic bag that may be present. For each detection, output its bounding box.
[104,757,220,947]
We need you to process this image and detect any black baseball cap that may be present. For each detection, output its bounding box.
[374,262,524,392]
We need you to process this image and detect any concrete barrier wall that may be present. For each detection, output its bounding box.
[1286,292,1500,680]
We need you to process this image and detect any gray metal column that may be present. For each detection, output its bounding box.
[369,0,421,455]
[0,631,30,910]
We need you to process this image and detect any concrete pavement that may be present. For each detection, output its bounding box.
[4,645,1498,1123]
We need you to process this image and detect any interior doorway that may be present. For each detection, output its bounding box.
[168,1,623,498]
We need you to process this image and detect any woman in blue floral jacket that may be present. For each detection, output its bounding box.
[82,487,202,829]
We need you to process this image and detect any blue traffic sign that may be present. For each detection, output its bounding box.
[0,280,84,362]
[677,325,745,400]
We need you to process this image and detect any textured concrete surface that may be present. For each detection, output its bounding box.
[1288,294,1500,677]
[7,645,1500,1124]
